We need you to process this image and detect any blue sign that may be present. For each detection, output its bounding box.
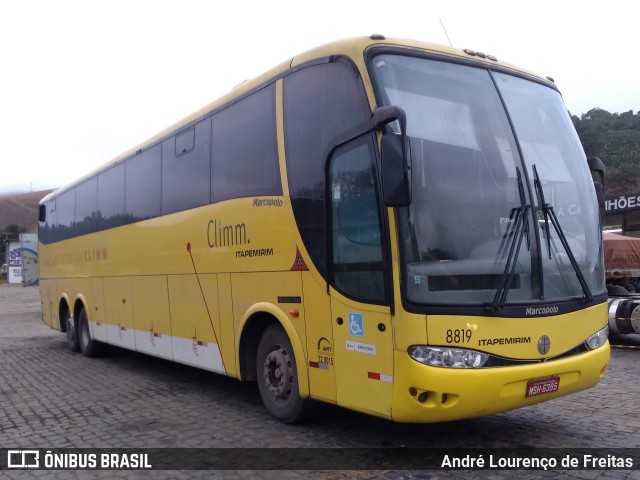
[348,312,364,337]
[9,247,21,267]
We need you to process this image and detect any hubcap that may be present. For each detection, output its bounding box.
[263,347,292,400]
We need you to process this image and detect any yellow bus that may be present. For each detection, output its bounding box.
[38,35,610,423]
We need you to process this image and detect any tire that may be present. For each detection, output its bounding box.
[256,324,313,424]
[65,310,80,352]
[607,284,630,296]
[78,307,103,357]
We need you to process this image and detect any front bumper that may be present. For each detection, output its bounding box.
[391,342,610,423]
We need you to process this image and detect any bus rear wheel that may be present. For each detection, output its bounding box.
[65,310,80,352]
[78,307,103,357]
[256,324,312,424]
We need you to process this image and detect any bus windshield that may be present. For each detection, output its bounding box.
[371,54,605,308]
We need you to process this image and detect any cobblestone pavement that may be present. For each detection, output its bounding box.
[1,284,639,479]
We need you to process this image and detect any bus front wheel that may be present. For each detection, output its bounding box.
[256,324,312,424]
[65,310,80,352]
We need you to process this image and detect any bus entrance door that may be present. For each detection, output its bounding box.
[327,135,394,417]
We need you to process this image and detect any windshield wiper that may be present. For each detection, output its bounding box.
[490,168,530,312]
[532,164,593,303]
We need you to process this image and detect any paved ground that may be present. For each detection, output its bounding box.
[1,283,639,479]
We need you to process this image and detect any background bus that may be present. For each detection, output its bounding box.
[39,35,609,423]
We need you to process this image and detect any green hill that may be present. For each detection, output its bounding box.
[0,190,53,234]
[572,108,640,197]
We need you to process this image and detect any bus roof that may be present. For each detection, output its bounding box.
[41,35,555,203]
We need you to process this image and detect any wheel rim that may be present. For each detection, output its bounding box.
[262,346,293,401]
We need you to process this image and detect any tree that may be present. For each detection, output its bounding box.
[574,107,640,196]
[3,224,27,235]
[581,107,612,123]
[579,130,606,158]
[604,163,640,197]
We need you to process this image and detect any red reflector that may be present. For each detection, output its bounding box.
[368,372,381,380]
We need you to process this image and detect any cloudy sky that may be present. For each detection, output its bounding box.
[1,0,638,194]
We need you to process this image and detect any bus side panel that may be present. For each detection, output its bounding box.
[90,277,107,342]
[231,271,306,377]
[168,274,225,373]
[217,273,238,378]
[301,271,336,403]
[102,277,136,350]
[39,278,57,329]
[56,278,76,318]
[132,276,173,360]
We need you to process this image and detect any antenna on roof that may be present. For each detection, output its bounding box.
[440,18,453,47]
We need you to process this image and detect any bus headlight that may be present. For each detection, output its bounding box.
[408,346,489,368]
[585,326,609,350]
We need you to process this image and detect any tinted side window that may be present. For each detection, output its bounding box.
[211,84,280,201]
[175,127,195,156]
[38,205,47,243]
[75,177,98,236]
[38,199,56,244]
[162,118,211,215]
[284,61,371,278]
[126,144,161,221]
[56,189,76,241]
[98,163,125,229]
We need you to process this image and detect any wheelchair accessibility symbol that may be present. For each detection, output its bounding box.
[348,312,364,337]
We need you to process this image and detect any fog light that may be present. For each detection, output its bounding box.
[585,326,608,350]
[408,346,489,368]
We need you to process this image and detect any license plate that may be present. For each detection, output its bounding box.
[525,376,560,398]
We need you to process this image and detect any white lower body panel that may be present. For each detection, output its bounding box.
[89,321,225,374]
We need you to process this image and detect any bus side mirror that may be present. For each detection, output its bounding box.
[381,134,412,206]
[373,106,407,134]
[372,106,412,207]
